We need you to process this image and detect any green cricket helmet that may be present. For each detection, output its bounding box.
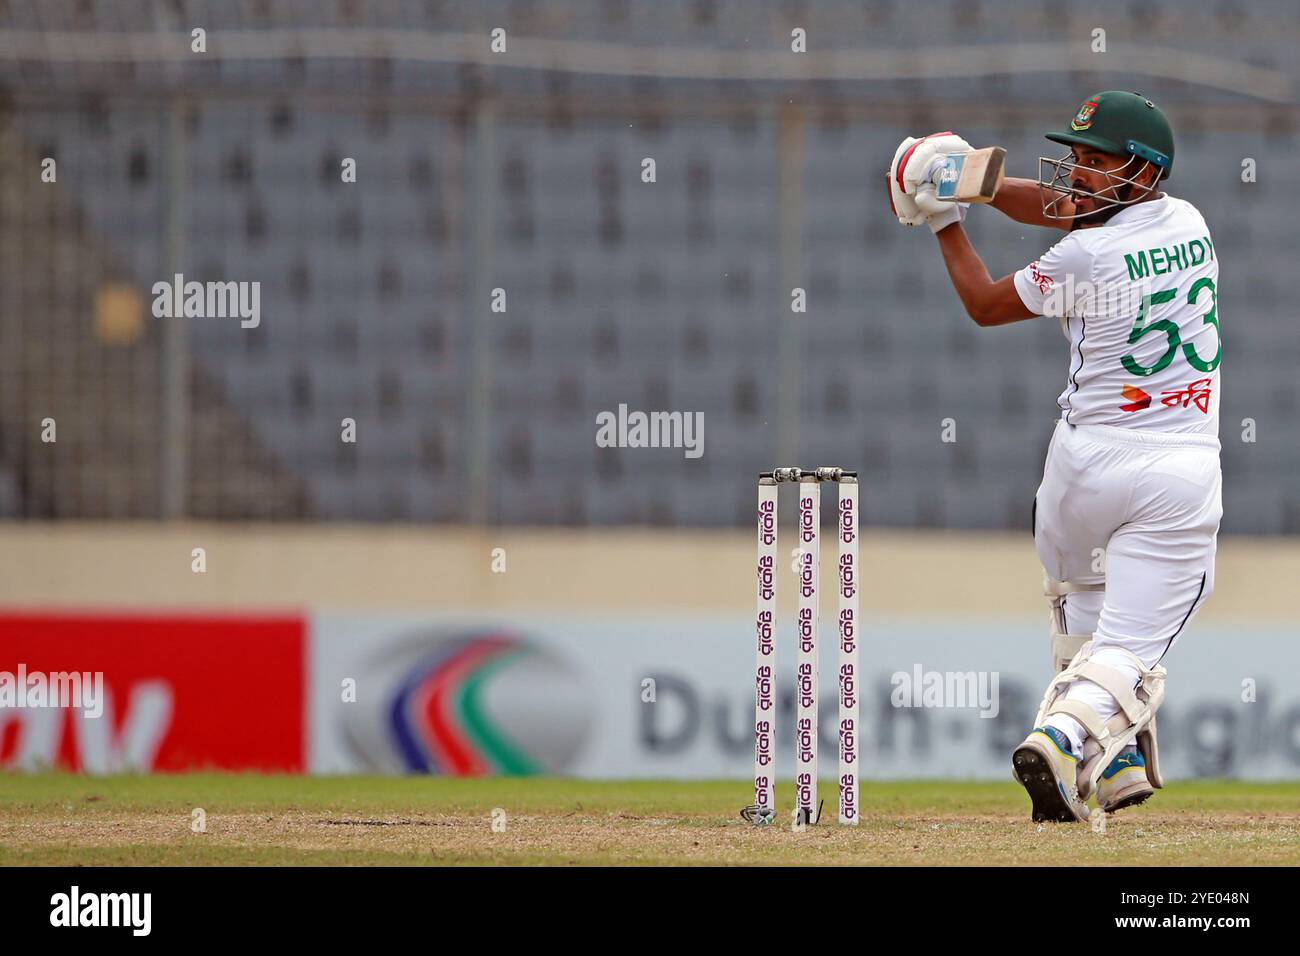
[1039,91,1175,221]
[1048,91,1174,177]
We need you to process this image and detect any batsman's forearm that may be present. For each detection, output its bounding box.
[935,223,996,323]
[991,177,1071,229]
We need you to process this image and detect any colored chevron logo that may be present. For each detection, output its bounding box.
[1120,385,1152,412]
[387,634,541,776]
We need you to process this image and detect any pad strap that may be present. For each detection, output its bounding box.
[1072,660,1144,723]
[1044,576,1104,598]
[1049,698,1109,741]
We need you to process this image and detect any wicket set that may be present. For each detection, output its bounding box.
[754,466,858,826]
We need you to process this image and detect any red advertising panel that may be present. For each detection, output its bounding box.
[0,612,305,772]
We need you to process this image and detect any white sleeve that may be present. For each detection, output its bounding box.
[1013,234,1093,317]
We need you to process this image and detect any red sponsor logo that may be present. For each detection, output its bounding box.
[1120,384,1152,412]
[0,612,305,772]
[1160,377,1213,414]
[1028,262,1054,295]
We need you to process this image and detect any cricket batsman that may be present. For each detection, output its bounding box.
[889,92,1223,822]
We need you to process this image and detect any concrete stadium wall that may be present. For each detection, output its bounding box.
[0,524,1294,622]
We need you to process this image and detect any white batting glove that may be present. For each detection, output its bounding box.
[888,136,926,227]
[915,182,970,234]
[900,132,973,195]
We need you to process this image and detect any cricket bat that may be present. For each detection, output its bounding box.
[935,147,1006,203]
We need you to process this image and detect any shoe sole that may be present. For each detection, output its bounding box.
[1012,745,1081,823]
[1100,789,1153,814]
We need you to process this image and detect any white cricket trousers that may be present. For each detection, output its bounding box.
[1033,420,1222,739]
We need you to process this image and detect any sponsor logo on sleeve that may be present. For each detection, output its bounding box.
[1028,262,1054,295]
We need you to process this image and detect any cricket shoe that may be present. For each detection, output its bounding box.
[1096,747,1153,813]
[1012,726,1089,823]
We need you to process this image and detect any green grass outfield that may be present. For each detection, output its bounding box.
[1,774,1297,866]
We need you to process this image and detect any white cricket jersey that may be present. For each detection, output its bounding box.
[1014,195,1221,436]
